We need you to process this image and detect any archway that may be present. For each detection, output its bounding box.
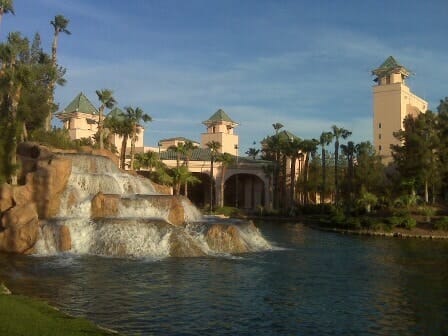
[183,172,214,210]
[224,174,265,210]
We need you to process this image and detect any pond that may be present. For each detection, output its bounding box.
[1,221,447,335]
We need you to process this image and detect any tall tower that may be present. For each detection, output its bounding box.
[372,56,428,163]
[201,109,239,154]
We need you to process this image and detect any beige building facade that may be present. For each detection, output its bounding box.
[56,92,145,152]
[201,109,239,154]
[372,56,428,163]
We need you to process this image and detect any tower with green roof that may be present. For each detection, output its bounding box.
[201,109,239,154]
[372,56,428,163]
[55,92,99,140]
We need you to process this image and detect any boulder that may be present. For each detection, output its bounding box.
[0,203,40,254]
[0,184,13,212]
[58,225,71,252]
[29,156,72,218]
[168,196,185,226]
[169,230,205,257]
[204,223,248,254]
[91,192,120,218]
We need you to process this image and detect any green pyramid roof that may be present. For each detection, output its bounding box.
[58,92,98,116]
[203,109,237,125]
[372,56,410,78]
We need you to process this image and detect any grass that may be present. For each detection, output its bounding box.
[0,293,118,336]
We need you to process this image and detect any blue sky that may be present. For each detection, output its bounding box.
[4,0,448,154]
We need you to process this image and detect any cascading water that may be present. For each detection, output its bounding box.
[35,153,271,258]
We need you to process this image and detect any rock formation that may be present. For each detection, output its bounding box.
[0,142,72,254]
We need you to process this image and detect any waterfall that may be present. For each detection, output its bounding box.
[35,153,271,258]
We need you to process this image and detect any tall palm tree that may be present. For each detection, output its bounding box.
[50,15,71,64]
[96,89,117,150]
[216,152,235,207]
[319,131,333,204]
[287,137,303,207]
[46,15,70,131]
[331,125,352,205]
[271,123,284,209]
[168,143,186,194]
[104,108,132,169]
[245,147,260,160]
[124,106,152,170]
[182,140,198,198]
[206,140,221,213]
[341,141,356,204]
[0,0,14,34]
[1,32,31,184]
[300,139,319,204]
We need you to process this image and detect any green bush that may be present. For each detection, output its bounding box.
[30,128,77,150]
[386,214,416,230]
[402,215,417,230]
[434,217,448,231]
[214,206,243,217]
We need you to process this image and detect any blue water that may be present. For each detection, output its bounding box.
[1,221,448,335]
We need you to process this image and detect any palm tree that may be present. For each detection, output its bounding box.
[96,89,117,150]
[1,32,31,184]
[331,125,352,205]
[168,143,186,194]
[245,147,260,159]
[300,139,319,204]
[46,15,70,131]
[124,106,152,170]
[341,141,356,204]
[216,152,235,207]
[206,140,221,213]
[182,140,198,198]
[319,131,333,203]
[134,151,159,172]
[50,15,71,64]
[0,0,14,34]
[104,108,132,169]
[272,122,284,135]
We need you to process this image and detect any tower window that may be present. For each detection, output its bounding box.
[379,145,382,151]
[386,76,391,84]
[378,123,381,129]
[379,134,381,139]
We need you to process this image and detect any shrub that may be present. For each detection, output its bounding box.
[402,215,417,230]
[30,128,77,150]
[434,217,448,231]
[214,206,243,217]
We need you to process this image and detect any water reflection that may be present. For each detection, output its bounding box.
[0,222,447,335]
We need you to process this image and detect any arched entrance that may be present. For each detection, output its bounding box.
[184,172,213,210]
[224,174,265,210]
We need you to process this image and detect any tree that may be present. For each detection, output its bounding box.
[167,143,186,195]
[216,152,235,207]
[134,151,159,172]
[104,107,132,169]
[331,125,352,205]
[46,15,70,130]
[245,147,260,159]
[340,141,356,204]
[392,112,440,203]
[96,89,116,150]
[182,140,198,198]
[319,131,333,203]
[0,0,14,34]
[124,106,151,170]
[281,136,302,208]
[206,140,221,213]
[0,32,31,184]
[299,139,319,204]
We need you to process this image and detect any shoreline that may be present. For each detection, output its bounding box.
[0,283,120,336]
[247,215,448,240]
